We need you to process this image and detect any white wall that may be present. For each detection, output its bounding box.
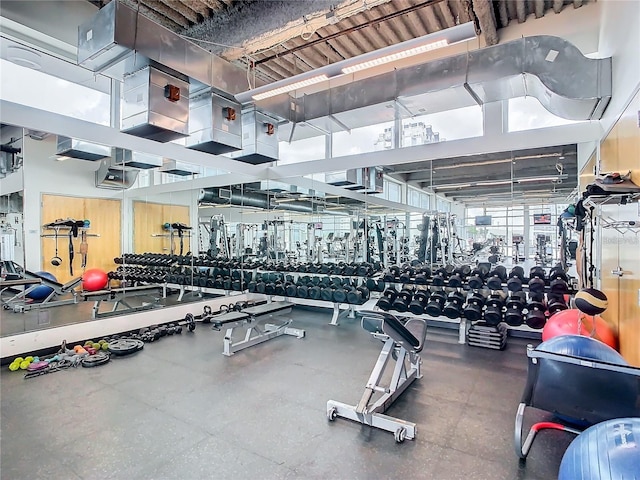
[597,0,640,136]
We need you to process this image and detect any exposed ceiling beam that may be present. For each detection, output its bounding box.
[534,0,545,18]
[471,0,498,45]
[496,0,509,27]
[516,0,527,22]
[253,0,442,66]
[177,0,210,18]
[574,0,584,8]
[437,1,457,27]
[552,0,564,13]
[138,0,190,28]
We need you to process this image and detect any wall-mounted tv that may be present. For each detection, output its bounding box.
[475,215,492,226]
[533,213,552,225]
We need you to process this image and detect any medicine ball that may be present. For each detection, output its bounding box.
[82,268,109,292]
[574,288,608,316]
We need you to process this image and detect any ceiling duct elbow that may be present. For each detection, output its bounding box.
[56,136,110,161]
[95,160,138,189]
[258,35,611,134]
[186,90,243,154]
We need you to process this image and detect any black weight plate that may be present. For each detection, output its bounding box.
[108,338,144,356]
[81,352,110,368]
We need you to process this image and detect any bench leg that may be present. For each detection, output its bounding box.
[222,318,305,356]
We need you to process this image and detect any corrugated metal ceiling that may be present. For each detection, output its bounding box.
[89,0,590,82]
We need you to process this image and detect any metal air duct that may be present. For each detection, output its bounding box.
[121,66,189,142]
[229,108,279,164]
[186,89,243,154]
[199,188,316,213]
[159,159,199,176]
[113,149,163,169]
[77,0,248,95]
[56,136,110,161]
[255,35,612,132]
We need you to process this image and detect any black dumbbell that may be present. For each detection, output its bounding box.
[346,286,370,305]
[506,266,525,292]
[377,287,398,311]
[432,267,448,286]
[414,265,430,284]
[391,288,413,313]
[443,291,466,319]
[320,284,334,302]
[408,290,429,315]
[526,301,547,329]
[528,267,546,294]
[448,265,471,288]
[463,292,486,321]
[425,289,446,317]
[308,284,322,300]
[548,266,569,294]
[468,264,490,290]
[483,292,506,326]
[504,292,527,326]
[547,293,568,315]
[333,286,348,303]
[285,282,297,297]
[486,265,507,290]
[296,284,309,299]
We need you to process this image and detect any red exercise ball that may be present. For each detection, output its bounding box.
[542,308,617,350]
[82,268,108,292]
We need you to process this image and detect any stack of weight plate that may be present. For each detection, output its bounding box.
[467,322,508,350]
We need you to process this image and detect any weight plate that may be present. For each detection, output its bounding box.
[107,339,144,356]
[81,352,110,368]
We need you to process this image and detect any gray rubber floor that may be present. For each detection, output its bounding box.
[0,307,571,480]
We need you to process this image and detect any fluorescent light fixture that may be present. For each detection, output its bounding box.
[434,159,512,170]
[252,75,329,101]
[517,176,565,183]
[435,183,472,189]
[274,198,298,203]
[342,40,448,74]
[235,22,476,104]
[475,180,512,186]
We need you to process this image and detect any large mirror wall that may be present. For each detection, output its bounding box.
[0,112,579,336]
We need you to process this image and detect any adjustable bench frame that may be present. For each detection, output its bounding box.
[211,302,305,356]
[1,273,81,312]
[83,285,163,319]
[327,311,426,442]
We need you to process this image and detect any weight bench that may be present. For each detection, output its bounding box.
[1,272,81,312]
[515,344,640,460]
[83,285,163,319]
[210,301,305,356]
[327,310,427,442]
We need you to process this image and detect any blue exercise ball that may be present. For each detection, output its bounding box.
[559,418,640,480]
[26,271,56,300]
[536,334,628,365]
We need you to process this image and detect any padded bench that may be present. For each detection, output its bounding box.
[211,301,304,356]
[327,310,427,443]
[1,272,81,312]
[83,285,163,319]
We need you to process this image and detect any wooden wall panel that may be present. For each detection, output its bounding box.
[41,194,122,284]
[133,201,190,255]
[597,89,640,365]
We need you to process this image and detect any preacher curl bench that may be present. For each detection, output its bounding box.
[327,310,427,442]
[209,301,305,356]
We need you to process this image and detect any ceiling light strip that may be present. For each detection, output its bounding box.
[252,74,329,100]
[341,40,448,74]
